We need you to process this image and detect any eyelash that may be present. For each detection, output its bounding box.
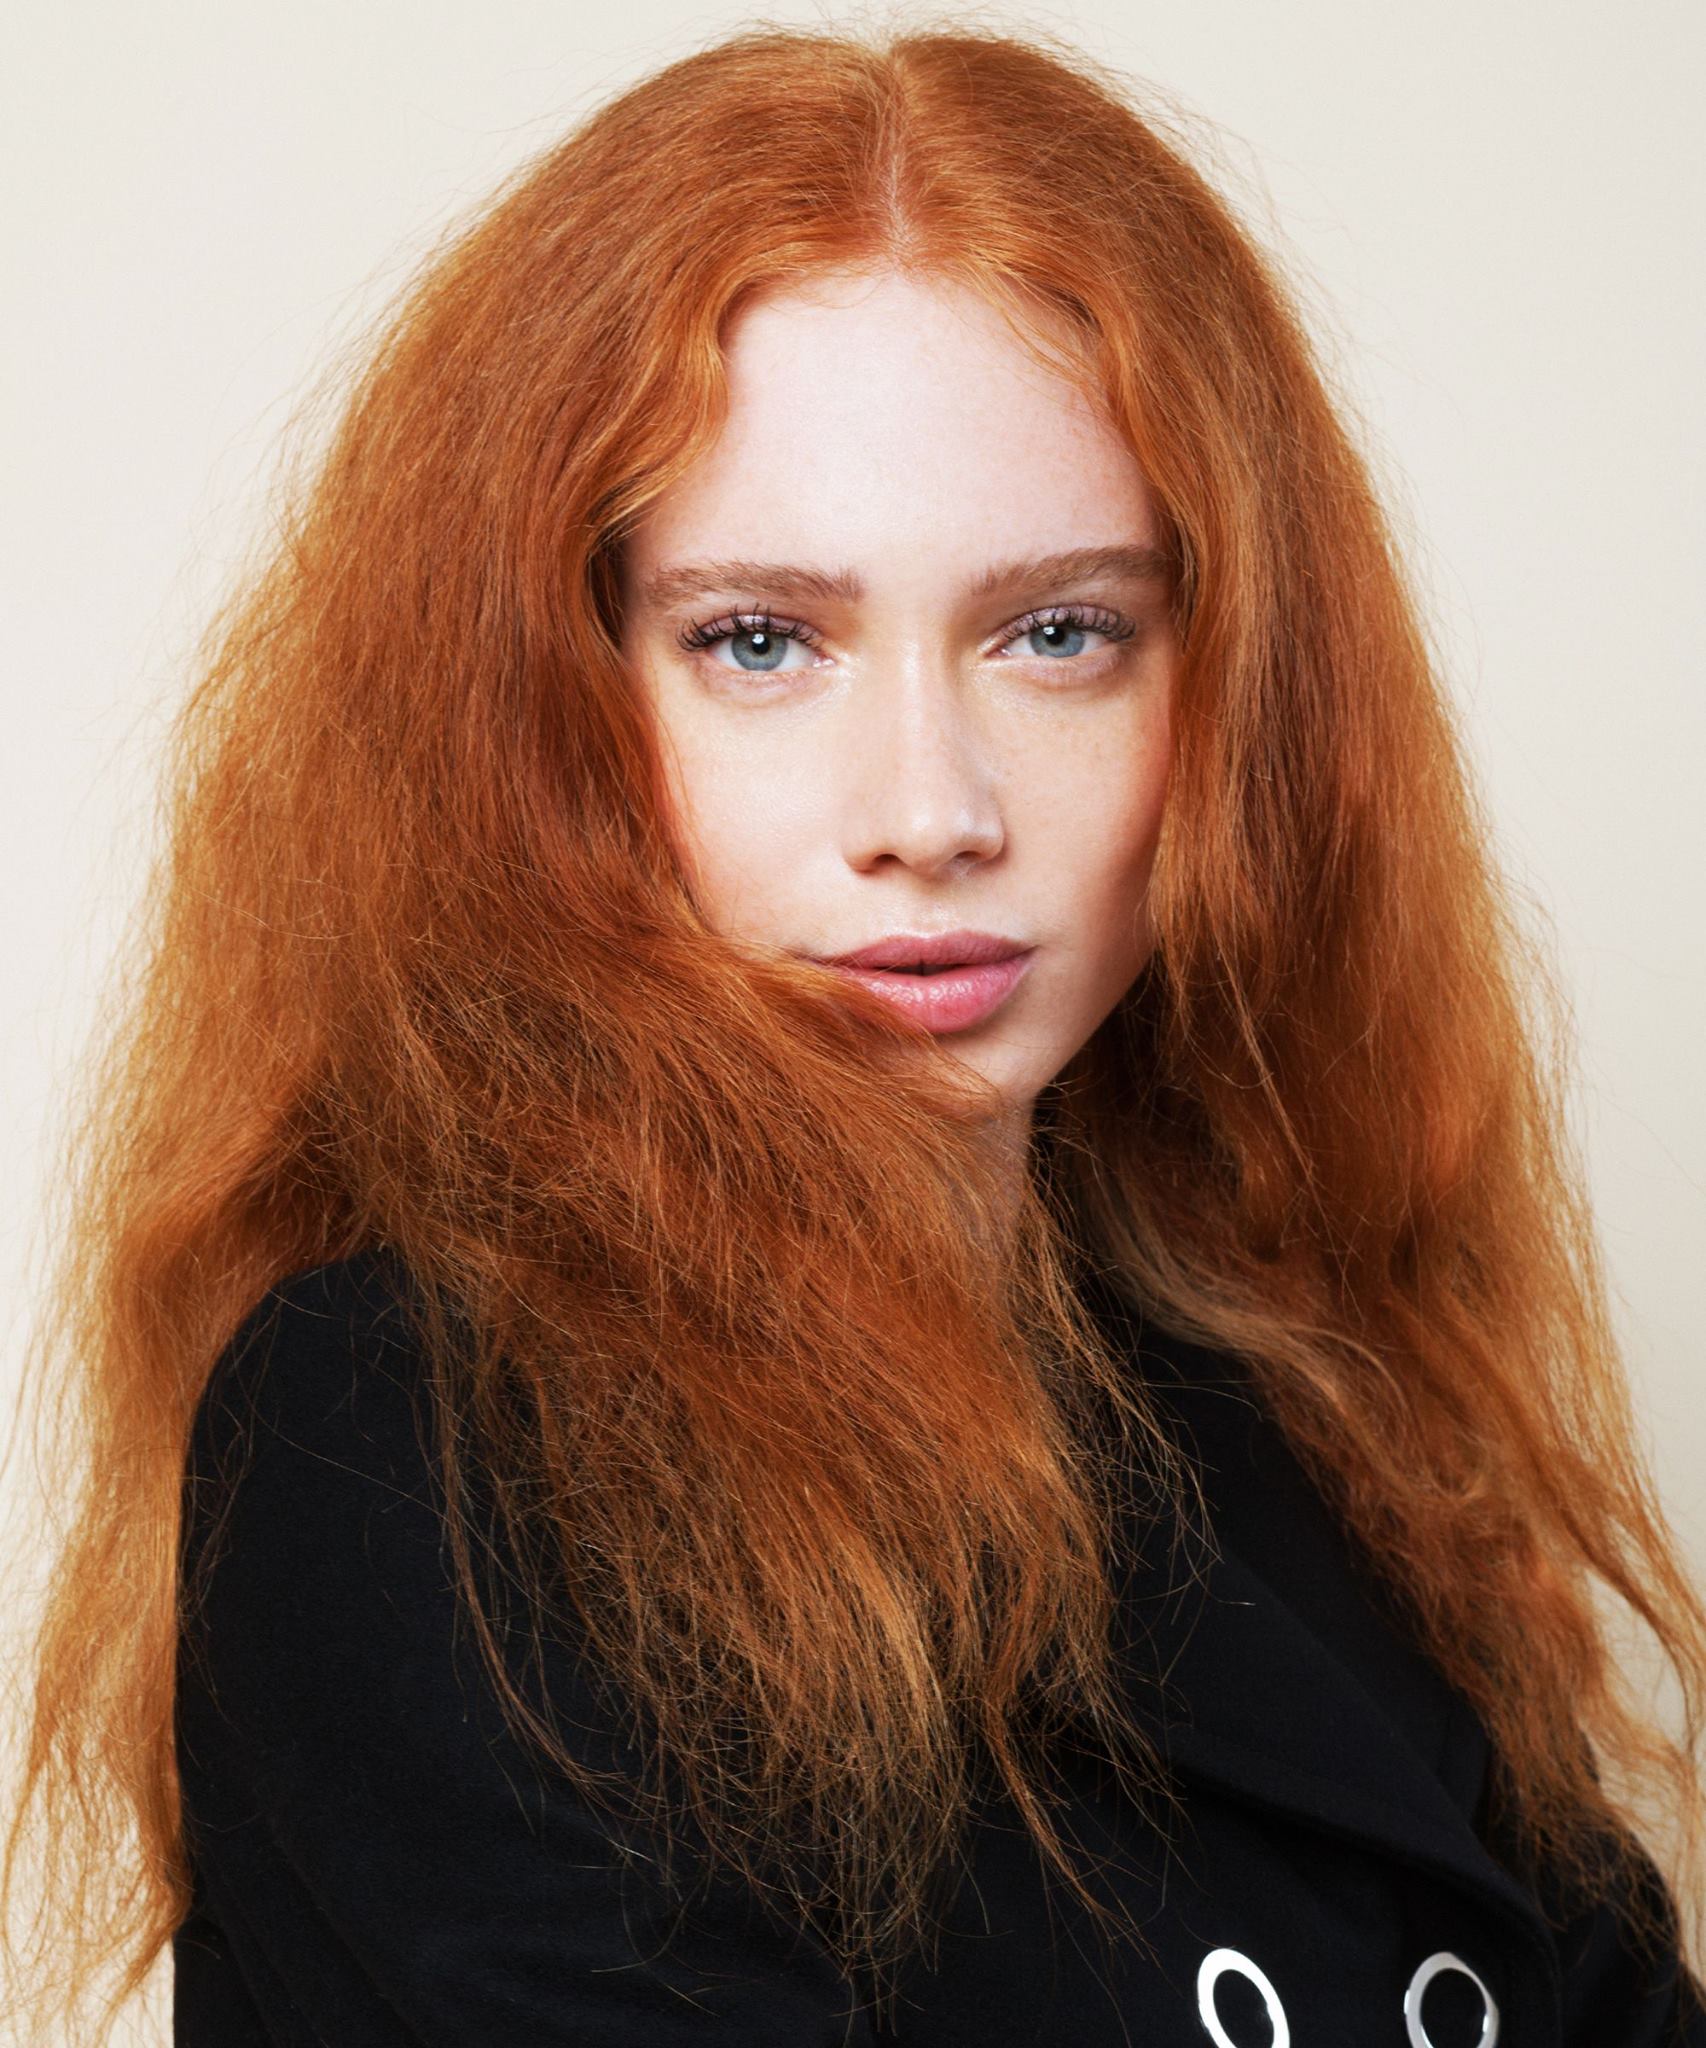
[675,602,1137,668]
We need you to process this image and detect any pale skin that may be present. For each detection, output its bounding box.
[619,267,1178,1187]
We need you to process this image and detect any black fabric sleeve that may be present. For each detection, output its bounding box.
[174,1251,876,2047]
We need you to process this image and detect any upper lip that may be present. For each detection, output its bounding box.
[818,929,1031,970]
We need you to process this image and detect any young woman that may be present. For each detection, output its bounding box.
[6,21,1704,2045]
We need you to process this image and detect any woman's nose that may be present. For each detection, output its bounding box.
[837,662,1005,878]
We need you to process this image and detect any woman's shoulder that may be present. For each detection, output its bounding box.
[197,1244,429,1408]
[175,1250,876,2045]
[186,1246,438,1510]
[178,1245,462,1698]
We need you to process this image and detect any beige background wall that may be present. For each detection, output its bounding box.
[3,0,1702,2029]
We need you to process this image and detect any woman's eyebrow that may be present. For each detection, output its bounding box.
[639,543,1173,611]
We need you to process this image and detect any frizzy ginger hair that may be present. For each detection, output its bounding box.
[6,14,1704,2037]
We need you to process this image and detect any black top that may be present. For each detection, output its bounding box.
[174,1247,1705,2045]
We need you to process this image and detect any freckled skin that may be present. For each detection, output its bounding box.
[619,268,1177,1159]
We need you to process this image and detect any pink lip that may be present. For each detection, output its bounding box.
[822,951,1035,1034]
[821,928,1029,971]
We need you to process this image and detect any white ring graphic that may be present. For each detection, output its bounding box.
[1404,1949,1499,2048]
[1196,1945,1291,2048]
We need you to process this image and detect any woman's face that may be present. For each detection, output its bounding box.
[620,267,1177,1149]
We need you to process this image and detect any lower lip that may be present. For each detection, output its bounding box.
[823,952,1035,1034]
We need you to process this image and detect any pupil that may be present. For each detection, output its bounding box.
[732,628,786,674]
[1034,620,1085,657]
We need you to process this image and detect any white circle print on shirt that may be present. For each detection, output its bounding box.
[1194,1944,1500,2047]
[1196,1948,1291,2048]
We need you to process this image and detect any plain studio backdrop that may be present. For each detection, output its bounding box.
[2,0,1703,2029]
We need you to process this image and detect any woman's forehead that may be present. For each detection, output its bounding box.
[623,272,1155,603]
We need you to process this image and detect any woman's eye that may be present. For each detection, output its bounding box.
[994,606,1132,662]
[682,613,819,675]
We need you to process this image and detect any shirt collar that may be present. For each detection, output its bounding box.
[1072,1274,1557,1961]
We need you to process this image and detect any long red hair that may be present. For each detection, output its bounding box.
[6,18,1703,2037]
